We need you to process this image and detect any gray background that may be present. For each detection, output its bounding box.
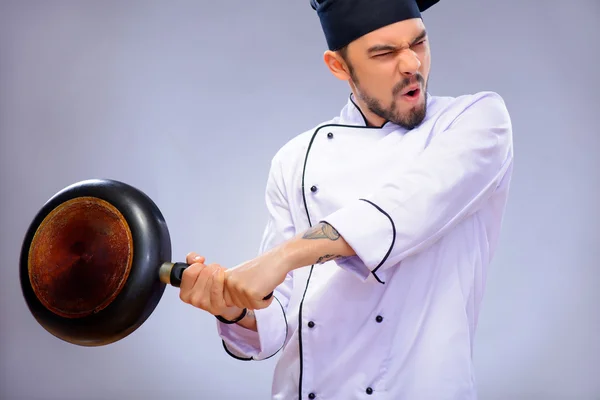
[1,0,598,399]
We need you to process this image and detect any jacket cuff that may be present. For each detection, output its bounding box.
[217,295,287,361]
[321,198,395,283]
[334,255,371,282]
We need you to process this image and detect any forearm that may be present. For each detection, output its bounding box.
[281,222,356,271]
[218,222,354,329]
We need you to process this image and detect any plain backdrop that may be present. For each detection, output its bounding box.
[1,1,599,399]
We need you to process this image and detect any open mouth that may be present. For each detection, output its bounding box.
[402,88,421,99]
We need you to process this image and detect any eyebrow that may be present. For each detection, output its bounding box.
[367,29,428,54]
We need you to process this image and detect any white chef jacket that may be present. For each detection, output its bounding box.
[217,90,514,400]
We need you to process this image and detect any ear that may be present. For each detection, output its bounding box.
[323,50,351,81]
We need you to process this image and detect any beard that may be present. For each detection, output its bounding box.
[353,72,428,130]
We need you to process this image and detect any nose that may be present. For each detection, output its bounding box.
[398,49,421,76]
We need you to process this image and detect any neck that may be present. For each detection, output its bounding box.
[349,91,388,128]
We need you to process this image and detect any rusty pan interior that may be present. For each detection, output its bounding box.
[20,179,172,346]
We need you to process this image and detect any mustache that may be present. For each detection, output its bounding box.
[392,74,425,96]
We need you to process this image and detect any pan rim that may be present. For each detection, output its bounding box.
[19,178,171,347]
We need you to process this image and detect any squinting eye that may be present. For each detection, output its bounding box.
[373,52,393,58]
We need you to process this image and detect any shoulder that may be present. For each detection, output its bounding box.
[262,119,336,196]
[427,91,511,127]
[427,91,514,162]
[269,118,338,171]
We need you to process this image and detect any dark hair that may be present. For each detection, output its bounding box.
[337,45,349,62]
[336,45,356,79]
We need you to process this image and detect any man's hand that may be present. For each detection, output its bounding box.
[179,252,245,321]
[180,222,355,316]
[223,248,290,311]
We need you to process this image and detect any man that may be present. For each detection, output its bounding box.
[179,0,514,398]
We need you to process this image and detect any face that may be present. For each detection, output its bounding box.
[325,18,431,129]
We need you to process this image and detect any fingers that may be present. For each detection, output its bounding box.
[225,282,246,310]
[210,267,226,311]
[180,262,231,316]
[223,270,246,309]
[224,270,274,311]
[189,264,213,310]
[246,293,274,310]
[223,285,234,308]
[254,293,274,310]
[179,262,205,304]
[186,252,206,265]
[181,254,277,313]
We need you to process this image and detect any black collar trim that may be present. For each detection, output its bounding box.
[349,93,390,129]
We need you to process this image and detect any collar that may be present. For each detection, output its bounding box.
[338,92,433,132]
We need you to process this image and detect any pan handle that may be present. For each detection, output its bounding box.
[159,262,273,300]
[167,262,189,287]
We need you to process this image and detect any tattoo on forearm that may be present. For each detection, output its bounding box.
[302,223,344,265]
[302,222,340,241]
[316,254,343,264]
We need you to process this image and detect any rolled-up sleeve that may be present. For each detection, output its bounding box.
[323,92,514,283]
[216,150,295,360]
[217,290,289,360]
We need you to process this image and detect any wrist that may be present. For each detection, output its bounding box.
[277,239,307,273]
[219,306,245,321]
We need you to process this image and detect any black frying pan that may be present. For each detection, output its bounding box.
[19,178,271,347]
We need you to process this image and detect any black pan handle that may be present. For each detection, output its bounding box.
[168,262,188,287]
[159,262,273,300]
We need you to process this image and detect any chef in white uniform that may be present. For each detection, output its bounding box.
[179,0,514,398]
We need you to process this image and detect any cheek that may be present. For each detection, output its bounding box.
[354,68,391,93]
[364,64,399,88]
[419,51,431,76]
[373,75,400,99]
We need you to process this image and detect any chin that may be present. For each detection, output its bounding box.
[395,98,427,129]
[399,100,425,116]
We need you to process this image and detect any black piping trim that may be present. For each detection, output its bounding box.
[221,340,253,361]
[297,264,315,399]
[221,295,289,362]
[359,198,396,284]
[297,120,396,398]
[298,124,320,400]
[349,93,390,128]
[261,295,288,360]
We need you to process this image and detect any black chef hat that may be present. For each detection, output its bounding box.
[310,0,440,51]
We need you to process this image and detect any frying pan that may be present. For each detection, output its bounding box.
[19,178,271,347]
